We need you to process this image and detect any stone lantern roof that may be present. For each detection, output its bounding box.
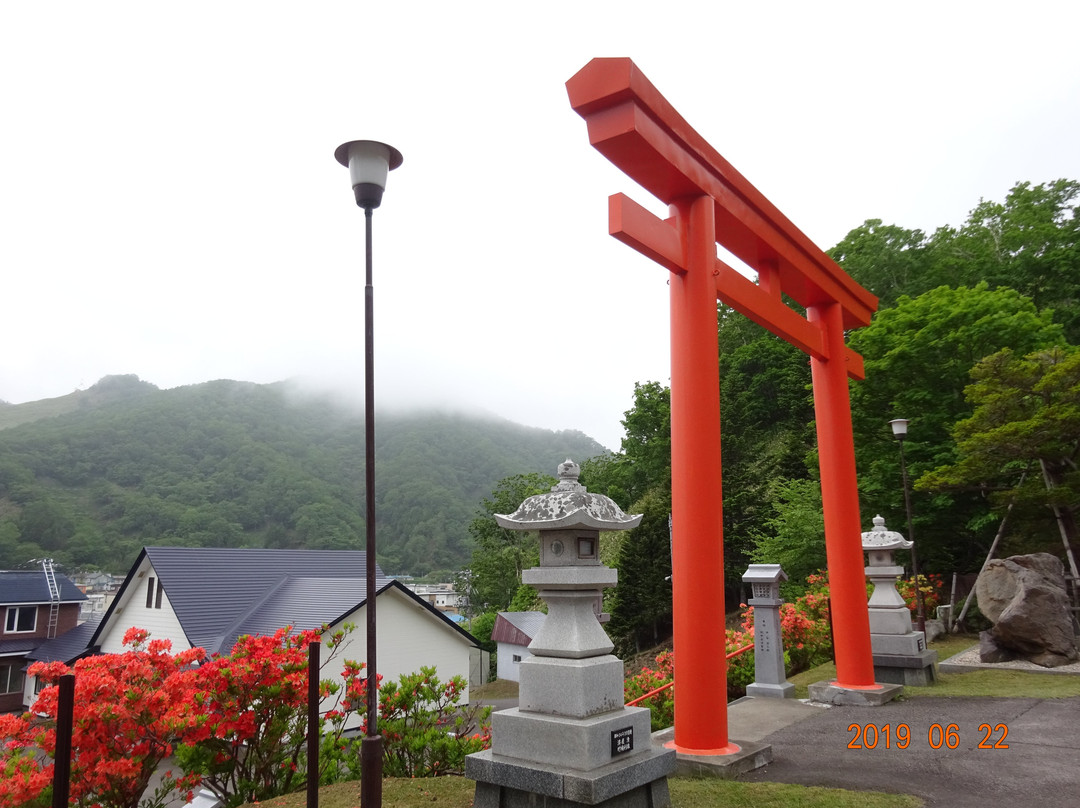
[494,459,642,532]
[861,514,912,551]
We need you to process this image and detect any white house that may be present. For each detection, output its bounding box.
[59,548,482,712]
[490,611,546,682]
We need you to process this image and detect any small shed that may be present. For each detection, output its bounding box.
[490,611,546,682]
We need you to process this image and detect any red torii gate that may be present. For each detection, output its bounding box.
[567,58,882,755]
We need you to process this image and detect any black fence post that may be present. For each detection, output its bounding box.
[307,640,320,808]
[53,673,74,808]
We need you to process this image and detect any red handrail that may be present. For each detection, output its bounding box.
[625,643,754,707]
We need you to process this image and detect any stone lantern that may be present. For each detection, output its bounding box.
[862,515,937,686]
[466,460,676,808]
[742,564,794,698]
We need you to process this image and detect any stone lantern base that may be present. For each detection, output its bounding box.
[467,658,676,808]
[468,744,676,808]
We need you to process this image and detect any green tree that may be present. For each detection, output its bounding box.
[750,477,826,586]
[16,498,75,551]
[829,219,932,309]
[607,487,673,654]
[717,332,817,584]
[930,180,1080,342]
[582,382,671,510]
[463,473,554,612]
[919,345,1080,559]
[848,283,1064,571]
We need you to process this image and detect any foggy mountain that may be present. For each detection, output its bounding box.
[0,375,607,576]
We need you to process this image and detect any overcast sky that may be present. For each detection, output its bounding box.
[2,2,1078,451]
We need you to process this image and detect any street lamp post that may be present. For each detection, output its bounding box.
[335,139,403,808]
[889,418,926,634]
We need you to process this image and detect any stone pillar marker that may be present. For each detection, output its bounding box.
[862,515,937,686]
[742,565,795,699]
[466,460,676,808]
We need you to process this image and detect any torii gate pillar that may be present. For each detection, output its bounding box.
[568,59,897,757]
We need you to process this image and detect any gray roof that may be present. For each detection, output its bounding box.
[220,576,378,653]
[0,638,42,657]
[0,571,87,605]
[25,616,103,665]
[91,547,476,655]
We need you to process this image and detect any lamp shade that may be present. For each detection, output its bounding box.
[334,139,403,209]
[889,418,910,439]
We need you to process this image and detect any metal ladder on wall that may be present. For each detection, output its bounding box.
[42,558,61,639]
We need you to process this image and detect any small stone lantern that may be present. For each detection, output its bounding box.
[466,460,676,808]
[742,564,794,699]
[862,515,937,686]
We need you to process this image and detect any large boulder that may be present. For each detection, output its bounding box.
[975,553,1078,667]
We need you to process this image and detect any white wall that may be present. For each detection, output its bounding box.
[496,641,533,682]
[319,588,477,728]
[96,558,189,654]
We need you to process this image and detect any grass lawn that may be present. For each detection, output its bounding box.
[254,774,921,808]
[470,678,518,700]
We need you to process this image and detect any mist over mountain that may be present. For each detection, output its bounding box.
[0,375,607,576]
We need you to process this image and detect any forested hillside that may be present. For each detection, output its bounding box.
[0,375,604,575]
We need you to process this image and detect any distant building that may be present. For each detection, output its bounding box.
[491,611,546,682]
[405,582,465,615]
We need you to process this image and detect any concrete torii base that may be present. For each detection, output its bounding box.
[806,681,904,706]
[649,728,772,777]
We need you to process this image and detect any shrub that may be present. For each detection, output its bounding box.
[897,573,946,616]
[376,667,491,778]
[623,651,674,732]
[0,628,204,808]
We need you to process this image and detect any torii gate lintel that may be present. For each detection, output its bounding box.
[568,57,882,757]
[609,192,867,379]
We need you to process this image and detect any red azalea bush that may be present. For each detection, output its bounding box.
[1,625,492,808]
[626,569,948,728]
[176,626,346,808]
[0,627,205,808]
[625,572,839,728]
[623,650,675,732]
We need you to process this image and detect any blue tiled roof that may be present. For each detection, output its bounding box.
[25,616,103,664]
[0,571,87,605]
[0,638,42,656]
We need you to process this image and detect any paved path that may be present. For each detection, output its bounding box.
[733,695,1080,807]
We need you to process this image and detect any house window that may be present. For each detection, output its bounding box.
[145,577,164,609]
[5,606,37,634]
[1,661,24,694]
[512,654,522,663]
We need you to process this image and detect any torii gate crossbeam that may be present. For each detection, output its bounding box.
[567,58,883,756]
